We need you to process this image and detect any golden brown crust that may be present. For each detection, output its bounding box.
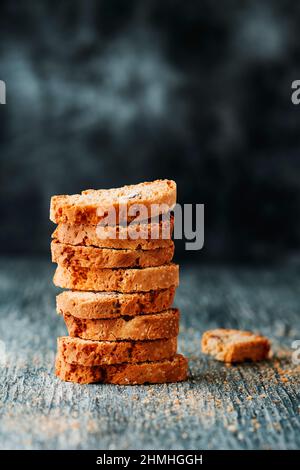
[201,328,271,363]
[55,353,188,385]
[63,308,180,341]
[53,263,179,293]
[58,335,177,366]
[51,240,174,269]
[56,288,176,320]
[50,180,176,225]
[52,217,174,250]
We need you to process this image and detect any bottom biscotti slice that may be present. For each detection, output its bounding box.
[53,263,179,292]
[56,287,176,319]
[202,328,270,363]
[55,353,188,385]
[63,308,180,341]
[58,336,177,366]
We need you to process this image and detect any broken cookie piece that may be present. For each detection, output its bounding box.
[201,328,270,363]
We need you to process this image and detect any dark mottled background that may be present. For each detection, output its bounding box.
[1,0,300,263]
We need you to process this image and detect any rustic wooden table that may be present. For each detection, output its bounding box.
[0,258,299,450]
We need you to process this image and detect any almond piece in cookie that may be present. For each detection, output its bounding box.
[201,329,270,363]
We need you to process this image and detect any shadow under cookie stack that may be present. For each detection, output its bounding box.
[50,179,188,385]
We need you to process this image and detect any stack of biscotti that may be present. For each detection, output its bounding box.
[50,180,188,385]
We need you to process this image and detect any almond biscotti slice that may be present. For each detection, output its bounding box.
[55,353,188,385]
[63,308,180,341]
[58,336,177,366]
[52,216,174,250]
[50,179,176,225]
[53,263,179,292]
[56,288,176,319]
[202,329,270,363]
[51,240,174,269]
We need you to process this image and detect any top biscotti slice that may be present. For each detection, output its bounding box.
[50,179,176,225]
[54,263,179,292]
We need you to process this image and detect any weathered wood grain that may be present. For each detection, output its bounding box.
[0,258,299,449]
